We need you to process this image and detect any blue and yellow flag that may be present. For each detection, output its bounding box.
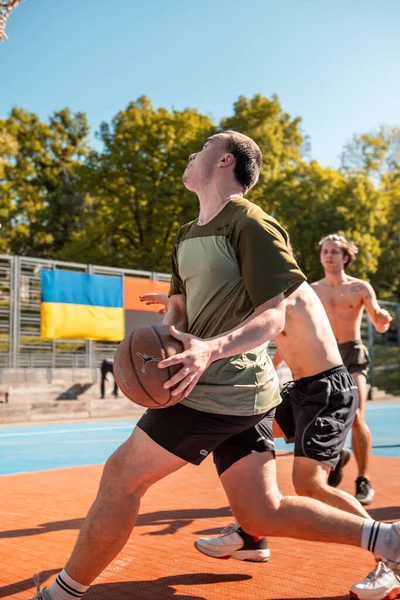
[40,270,124,341]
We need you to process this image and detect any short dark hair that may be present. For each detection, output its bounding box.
[319,233,358,270]
[221,130,262,193]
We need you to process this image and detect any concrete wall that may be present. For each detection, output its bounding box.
[0,367,97,385]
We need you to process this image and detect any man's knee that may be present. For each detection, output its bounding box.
[236,493,282,536]
[293,465,329,499]
[101,447,148,499]
[294,478,327,500]
[293,475,314,497]
[353,408,365,427]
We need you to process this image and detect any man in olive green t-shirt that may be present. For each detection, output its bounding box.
[168,196,304,416]
[32,131,400,600]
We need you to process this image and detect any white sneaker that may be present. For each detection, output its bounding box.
[373,521,400,572]
[350,562,400,600]
[195,522,270,562]
[393,521,400,572]
[29,575,51,600]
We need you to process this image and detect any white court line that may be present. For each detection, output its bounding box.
[0,462,103,477]
[0,438,125,447]
[365,404,400,411]
[0,425,134,439]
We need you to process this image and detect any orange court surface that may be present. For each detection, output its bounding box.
[1,450,399,600]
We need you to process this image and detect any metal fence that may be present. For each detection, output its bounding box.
[0,254,399,393]
[366,301,400,394]
[0,254,170,369]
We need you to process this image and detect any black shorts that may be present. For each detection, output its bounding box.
[338,339,370,379]
[275,365,358,468]
[136,403,276,476]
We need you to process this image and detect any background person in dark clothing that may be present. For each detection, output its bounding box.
[100,359,118,399]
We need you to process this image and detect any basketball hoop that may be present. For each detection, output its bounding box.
[0,0,23,41]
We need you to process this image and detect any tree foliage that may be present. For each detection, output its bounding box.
[59,96,215,272]
[0,96,399,300]
[0,107,89,256]
[341,126,400,176]
[267,161,386,282]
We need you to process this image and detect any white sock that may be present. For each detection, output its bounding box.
[361,520,398,562]
[48,570,89,600]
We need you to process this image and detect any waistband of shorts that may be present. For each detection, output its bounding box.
[338,339,363,349]
[293,364,346,387]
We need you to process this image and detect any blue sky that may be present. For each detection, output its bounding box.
[1,0,399,167]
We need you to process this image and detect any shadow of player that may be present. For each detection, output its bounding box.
[0,506,233,539]
[368,506,400,521]
[86,573,252,600]
[0,569,60,599]
[1,572,252,600]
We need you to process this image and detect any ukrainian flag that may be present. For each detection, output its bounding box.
[40,270,124,341]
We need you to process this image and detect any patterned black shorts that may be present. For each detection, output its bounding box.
[275,365,358,468]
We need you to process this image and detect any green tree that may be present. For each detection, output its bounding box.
[59,96,215,272]
[341,126,400,176]
[340,127,400,299]
[0,130,19,252]
[220,94,304,208]
[265,161,386,283]
[370,173,400,300]
[1,96,398,300]
[0,107,90,256]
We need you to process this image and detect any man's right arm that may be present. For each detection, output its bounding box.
[163,294,188,332]
[359,281,392,333]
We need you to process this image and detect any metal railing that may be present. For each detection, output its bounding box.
[367,300,400,394]
[0,254,171,369]
[0,254,399,394]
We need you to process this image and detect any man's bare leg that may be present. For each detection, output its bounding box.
[351,372,372,479]
[220,452,364,544]
[65,427,187,585]
[196,451,399,569]
[292,457,370,518]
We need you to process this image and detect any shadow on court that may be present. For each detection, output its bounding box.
[0,569,60,599]
[2,502,400,540]
[0,573,252,600]
[368,506,400,521]
[2,453,396,600]
[0,506,232,539]
[285,598,349,600]
[136,506,232,536]
[85,574,252,600]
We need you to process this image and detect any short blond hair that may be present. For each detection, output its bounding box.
[318,233,358,270]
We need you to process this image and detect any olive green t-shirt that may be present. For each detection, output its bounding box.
[170,197,306,415]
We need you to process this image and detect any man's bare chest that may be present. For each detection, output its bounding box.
[320,287,362,315]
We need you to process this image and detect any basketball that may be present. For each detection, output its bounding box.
[113,324,185,408]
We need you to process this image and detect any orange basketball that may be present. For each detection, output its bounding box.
[114,324,185,408]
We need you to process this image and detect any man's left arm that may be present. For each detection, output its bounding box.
[360,282,392,333]
[272,348,284,370]
[159,291,286,398]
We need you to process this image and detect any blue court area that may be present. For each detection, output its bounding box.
[0,402,399,476]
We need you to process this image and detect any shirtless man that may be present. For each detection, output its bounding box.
[140,285,399,600]
[312,234,392,506]
[30,133,400,600]
[141,282,362,517]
